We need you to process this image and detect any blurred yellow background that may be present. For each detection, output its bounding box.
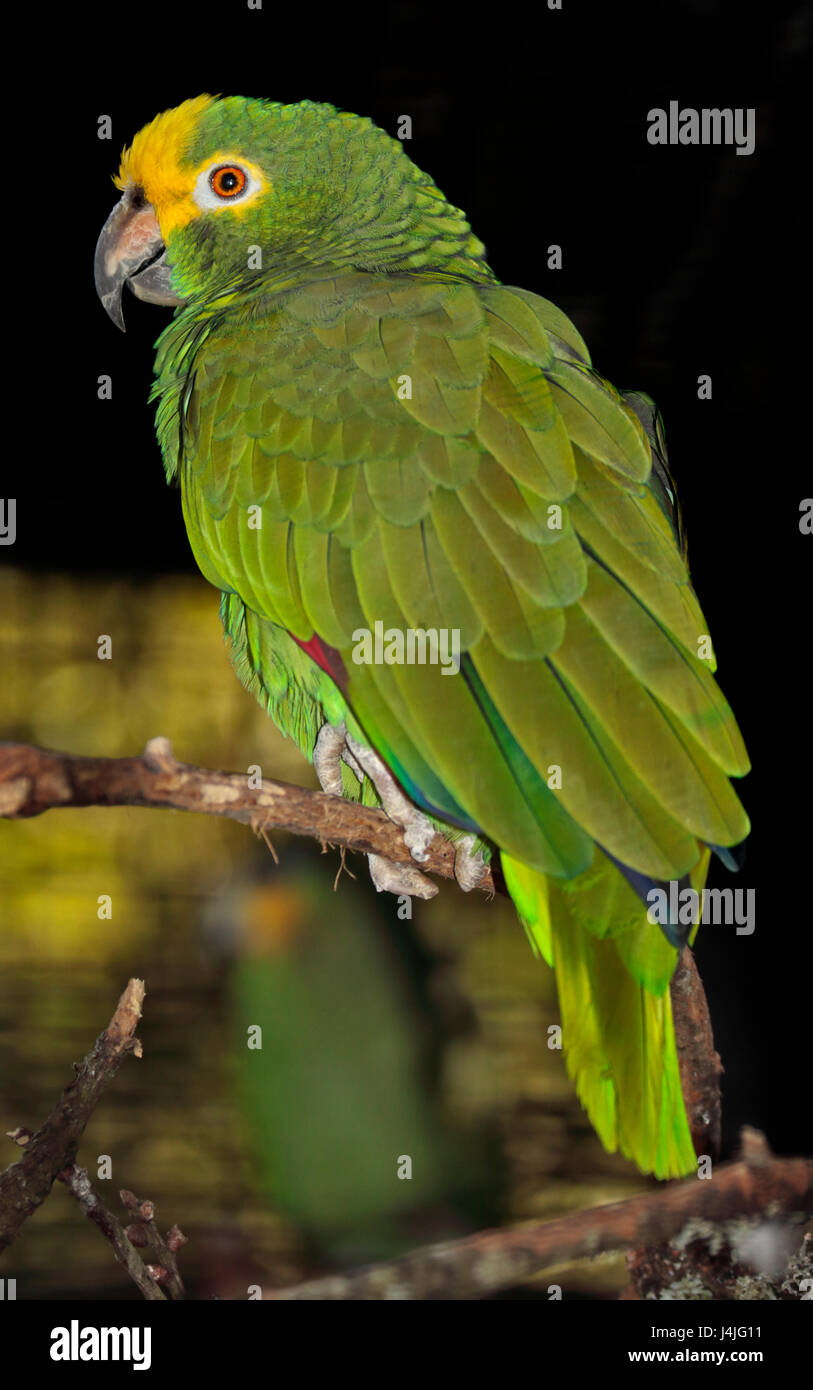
[0,567,646,1298]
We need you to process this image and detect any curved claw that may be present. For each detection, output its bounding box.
[454,834,486,892]
[368,853,438,900]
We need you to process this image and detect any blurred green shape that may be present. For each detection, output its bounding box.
[220,852,498,1261]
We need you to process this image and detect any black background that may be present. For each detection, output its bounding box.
[8,0,811,1158]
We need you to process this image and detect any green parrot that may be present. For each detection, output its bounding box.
[95,95,750,1180]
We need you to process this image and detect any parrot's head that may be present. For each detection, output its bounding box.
[95,94,488,330]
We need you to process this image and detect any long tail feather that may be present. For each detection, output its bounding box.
[502,849,700,1178]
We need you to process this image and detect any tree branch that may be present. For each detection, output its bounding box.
[57,1164,167,1301]
[0,978,145,1251]
[670,947,723,1160]
[271,1131,813,1300]
[0,739,500,895]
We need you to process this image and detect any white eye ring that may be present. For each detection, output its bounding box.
[192,160,263,211]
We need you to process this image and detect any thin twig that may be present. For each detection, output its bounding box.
[58,1164,166,1301]
[120,1190,187,1299]
[0,979,145,1251]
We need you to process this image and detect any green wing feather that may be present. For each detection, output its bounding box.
[157,269,749,1178]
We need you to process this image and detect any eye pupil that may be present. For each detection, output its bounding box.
[210,166,247,198]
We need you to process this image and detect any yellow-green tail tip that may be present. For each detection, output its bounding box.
[502,851,697,1180]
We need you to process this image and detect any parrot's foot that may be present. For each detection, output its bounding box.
[454,833,487,892]
[315,723,438,900]
[313,722,347,796]
[345,733,436,863]
[314,721,364,796]
[368,852,438,900]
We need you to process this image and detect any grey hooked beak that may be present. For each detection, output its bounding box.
[94,191,185,331]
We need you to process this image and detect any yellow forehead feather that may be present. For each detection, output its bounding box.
[114,95,223,237]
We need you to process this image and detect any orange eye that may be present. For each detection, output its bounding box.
[210,165,247,199]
